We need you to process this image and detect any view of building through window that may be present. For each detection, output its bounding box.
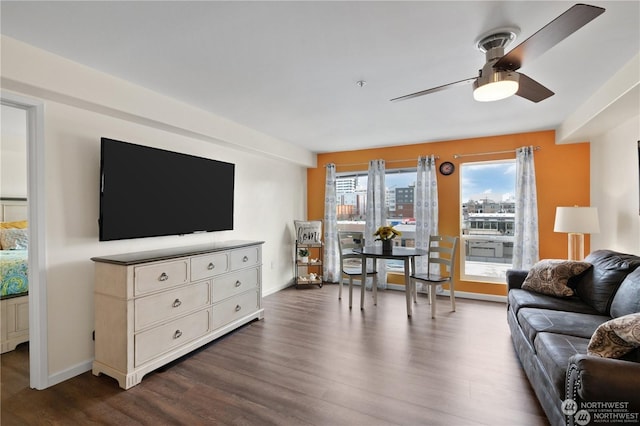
[336,169,417,272]
[460,160,516,282]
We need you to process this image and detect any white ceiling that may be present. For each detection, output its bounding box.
[1,1,638,154]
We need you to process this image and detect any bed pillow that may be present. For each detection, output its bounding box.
[522,259,592,297]
[0,228,28,250]
[0,220,28,229]
[588,313,640,358]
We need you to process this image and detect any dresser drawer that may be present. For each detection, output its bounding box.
[213,290,259,329]
[212,268,259,303]
[135,308,211,366]
[230,246,260,270]
[134,260,189,295]
[134,281,211,331]
[191,252,229,281]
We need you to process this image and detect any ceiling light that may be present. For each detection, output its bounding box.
[473,71,519,102]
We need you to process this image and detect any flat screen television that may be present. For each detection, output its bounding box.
[99,137,234,241]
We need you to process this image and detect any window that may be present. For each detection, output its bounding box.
[460,160,516,283]
[336,168,416,273]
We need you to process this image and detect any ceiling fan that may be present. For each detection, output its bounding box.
[391,3,605,103]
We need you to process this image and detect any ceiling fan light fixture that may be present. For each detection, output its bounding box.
[473,71,519,102]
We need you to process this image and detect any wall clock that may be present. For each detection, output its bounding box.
[439,161,455,176]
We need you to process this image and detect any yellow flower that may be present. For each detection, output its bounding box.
[374,225,402,241]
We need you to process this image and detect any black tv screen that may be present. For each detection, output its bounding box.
[99,138,234,241]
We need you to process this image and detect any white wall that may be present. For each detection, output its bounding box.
[0,104,27,197]
[42,102,306,376]
[591,114,640,254]
[1,36,311,385]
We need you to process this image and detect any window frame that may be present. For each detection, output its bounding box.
[459,159,516,284]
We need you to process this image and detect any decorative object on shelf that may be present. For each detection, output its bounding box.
[374,225,401,254]
[553,206,600,261]
[294,220,322,244]
[439,161,455,176]
[298,248,310,263]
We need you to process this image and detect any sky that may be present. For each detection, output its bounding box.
[460,161,516,202]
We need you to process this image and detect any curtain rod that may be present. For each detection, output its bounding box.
[453,146,541,159]
[325,155,439,168]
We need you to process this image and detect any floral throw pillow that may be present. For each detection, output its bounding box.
[588,313,640,358]
[521,259,591,297]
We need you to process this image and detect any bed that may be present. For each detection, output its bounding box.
[0,198,29,353]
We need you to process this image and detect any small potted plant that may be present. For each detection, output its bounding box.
[298,248,310,263]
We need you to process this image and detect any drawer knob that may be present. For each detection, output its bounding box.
[159,272,169,282]
[235,280,242,288]
[242,256,249,262]
[235,304,242,312]
[172,299,182,308]
[207,262,215,270]
[174,330,183,339]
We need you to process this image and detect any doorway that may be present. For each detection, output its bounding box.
[1,93,48,389]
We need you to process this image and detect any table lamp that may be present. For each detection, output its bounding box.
[553,206,600,260]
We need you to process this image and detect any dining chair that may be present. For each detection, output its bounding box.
[337,231,378,309]
[410,235,459,318]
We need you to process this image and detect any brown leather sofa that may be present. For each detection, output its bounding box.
[507,250,640,426]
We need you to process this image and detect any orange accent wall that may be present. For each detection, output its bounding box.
[307,130,590,297]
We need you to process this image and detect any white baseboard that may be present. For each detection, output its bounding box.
[264,279,297,297]
[336,280,507,304]
[436,289,507,304]
[48,359,93,388]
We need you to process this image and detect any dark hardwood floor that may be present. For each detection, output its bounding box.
[1,285,548,425]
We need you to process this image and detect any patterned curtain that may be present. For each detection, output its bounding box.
[323,164,340,282]
[513,146,540,269]
[414,155,439,277]
[365,159,387,289]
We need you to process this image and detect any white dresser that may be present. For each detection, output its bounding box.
[91,240,264,389]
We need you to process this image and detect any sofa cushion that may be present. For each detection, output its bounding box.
[535,332,589,400]
[508,289,600,317]
[517,308,608,346]
[610,268,640,318]
[587,313,640,359]
[575,250,640,315]
[521,259,591,297]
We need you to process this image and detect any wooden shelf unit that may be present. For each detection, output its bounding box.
[295,241,323,288]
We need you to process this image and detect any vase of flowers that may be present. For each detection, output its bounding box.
[298,248,310,263]
[374,225,402,253]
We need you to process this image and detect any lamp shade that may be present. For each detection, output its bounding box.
[554,207,600,234]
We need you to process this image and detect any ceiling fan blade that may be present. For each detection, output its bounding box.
[390,77,476,102]
[494,3,605,71]
[515,73,554,103]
